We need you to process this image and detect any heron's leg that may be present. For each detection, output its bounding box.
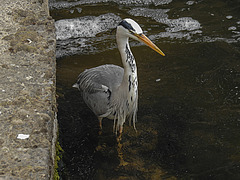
[117,125,123,141]
[119,125,123,134]
[98,117,103,135]
[98,117,103,129]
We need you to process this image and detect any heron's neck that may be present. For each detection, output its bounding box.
[117,36,137,76]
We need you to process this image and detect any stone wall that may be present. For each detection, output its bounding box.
[0,0,57,179]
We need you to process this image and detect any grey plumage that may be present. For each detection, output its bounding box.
[73,63,138,133]
[73,64,124,117]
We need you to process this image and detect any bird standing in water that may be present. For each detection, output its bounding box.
[73,18,165,136]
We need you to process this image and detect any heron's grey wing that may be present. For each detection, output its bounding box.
[73,64,124,116]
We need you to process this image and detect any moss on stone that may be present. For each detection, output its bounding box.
[54,139,64,180]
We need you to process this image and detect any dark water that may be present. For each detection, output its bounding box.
[50,0,240,179]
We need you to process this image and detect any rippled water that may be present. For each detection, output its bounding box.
[50,0,240,179]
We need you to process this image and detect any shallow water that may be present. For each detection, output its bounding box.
[51,0,240,179]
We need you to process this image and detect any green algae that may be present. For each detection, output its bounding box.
[54,141,63,180]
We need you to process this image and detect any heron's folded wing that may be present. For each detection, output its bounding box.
[73,64,124,94]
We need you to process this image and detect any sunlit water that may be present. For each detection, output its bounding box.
[50,0,240,179]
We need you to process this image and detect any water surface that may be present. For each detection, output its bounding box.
[50,0,240,179]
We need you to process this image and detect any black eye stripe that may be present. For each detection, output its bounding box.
[119,20,135,31]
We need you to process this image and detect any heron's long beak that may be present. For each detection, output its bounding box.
[135,33,165,56]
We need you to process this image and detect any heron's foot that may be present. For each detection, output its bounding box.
[117,137,128,166]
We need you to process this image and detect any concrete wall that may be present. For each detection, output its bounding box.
[0,0,57,179]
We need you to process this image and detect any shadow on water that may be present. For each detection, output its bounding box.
[57,86,98,179]
[51,0,240,179]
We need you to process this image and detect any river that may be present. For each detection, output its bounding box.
[50,0,240,179]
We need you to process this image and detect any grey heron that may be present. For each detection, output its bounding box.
[73,18,165,135]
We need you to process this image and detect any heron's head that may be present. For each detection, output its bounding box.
[117,18,165,56]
